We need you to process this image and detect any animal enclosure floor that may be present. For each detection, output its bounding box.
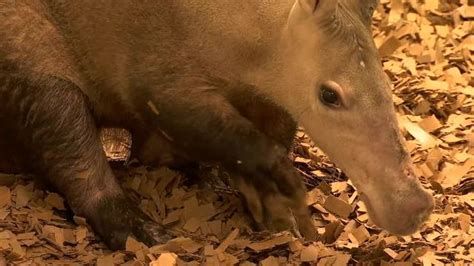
[0,1,472,265]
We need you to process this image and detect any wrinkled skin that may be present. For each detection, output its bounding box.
[0,0,433,249]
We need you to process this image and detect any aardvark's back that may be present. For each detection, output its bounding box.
[39,0,293,89]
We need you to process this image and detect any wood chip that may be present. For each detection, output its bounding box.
[323,195,353,219]
[151,253,177,266]
[247,234,293,252]
[300,245,320,262]
[44,193,66,210]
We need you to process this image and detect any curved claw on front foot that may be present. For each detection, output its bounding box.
[85,195,174,250]
[234,169,318,242]
[140,222,174,246]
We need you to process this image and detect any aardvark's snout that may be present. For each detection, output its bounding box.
[361,165,434,236]
[384,188,434,235]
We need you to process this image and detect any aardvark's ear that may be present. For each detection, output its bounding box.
[359,0,379,25]
[297,0,338,16]
[288,0,338,29]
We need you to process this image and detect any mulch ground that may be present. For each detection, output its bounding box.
[0,1,472,265]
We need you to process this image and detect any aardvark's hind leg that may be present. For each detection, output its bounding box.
[0,70,171,250]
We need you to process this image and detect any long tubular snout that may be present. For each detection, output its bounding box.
[361,164,434,236]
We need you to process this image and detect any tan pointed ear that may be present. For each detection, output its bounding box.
[288,0,338,28]
[366,0,379,16]
[360,0,379,25]
[297,0,338,15]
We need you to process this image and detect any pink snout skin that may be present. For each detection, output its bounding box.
[395,191,434,235]
[361,180,434,236]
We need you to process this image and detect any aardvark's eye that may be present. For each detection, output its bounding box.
[319,85,341,107]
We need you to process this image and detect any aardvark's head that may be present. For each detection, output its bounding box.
[277,0,434,235]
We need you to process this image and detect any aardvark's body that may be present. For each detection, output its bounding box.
[0,0,433,249]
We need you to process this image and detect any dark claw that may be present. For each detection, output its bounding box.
[140,222,174,246]
[236,172,315,240]
[90,195,173,250]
